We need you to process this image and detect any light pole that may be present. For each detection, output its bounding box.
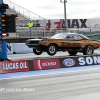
[60,0,67,27]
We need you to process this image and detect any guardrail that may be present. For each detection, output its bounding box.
[4,27,100,39]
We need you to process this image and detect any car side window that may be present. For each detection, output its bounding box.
[66,35,83,40]
[67,35,71,38]
[72,35,83,40]
[66,35,74,39]
[72,35,78,39]
[77,35,83,39]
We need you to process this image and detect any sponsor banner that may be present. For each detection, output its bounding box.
[59,55,100,68]
[0,60,29,73]
[33,59,60,70]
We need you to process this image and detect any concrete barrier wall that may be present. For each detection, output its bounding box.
[0,54,100,74]
[7,43,33,54]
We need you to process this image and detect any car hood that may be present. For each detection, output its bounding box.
[27,39,43,41]
[26,38,64,41]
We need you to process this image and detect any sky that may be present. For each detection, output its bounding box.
[4,0,100,19]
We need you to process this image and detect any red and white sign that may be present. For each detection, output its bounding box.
[33,59,60,70]
[0,60,29,73]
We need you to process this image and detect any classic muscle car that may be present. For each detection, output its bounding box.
[26,33,100,56]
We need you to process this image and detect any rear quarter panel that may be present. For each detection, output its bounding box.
[80,40,100,49]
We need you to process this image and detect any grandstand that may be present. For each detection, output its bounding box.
[4,0,48,39]
[3,0,100,42]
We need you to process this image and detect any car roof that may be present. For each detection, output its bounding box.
[56,32,89,39]
[66,32,78,34]
[58,32,78,35]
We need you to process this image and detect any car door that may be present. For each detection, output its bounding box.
[71,35,83,48]
[61,34,82,48]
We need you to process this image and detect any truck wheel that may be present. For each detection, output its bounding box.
[33,48,43,55]
[68,51,77,55]
[83,46,94,55]
[47,44,57,56]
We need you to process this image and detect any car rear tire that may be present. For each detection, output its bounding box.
[47,44,57,56]
[68,51,77,56]
[83,46,94,55]
[33,48,43,55]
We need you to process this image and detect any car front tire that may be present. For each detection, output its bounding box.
[47,44,57,56]
[33,48,43,55]
[83,46,94,55]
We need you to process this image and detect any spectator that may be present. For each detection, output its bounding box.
[36,22,40,27]
[33,22,37,30]
[27,22,33,37]
[28,22,33,32]
[45,23,51,36]
[62,24,67,32]
[28,22,33,28]
[48,20,51,25]
[56,23,62,30]
[36,22,40,30]
[15,13,18,18]
[56,23,63,33]
[12,13,19,19]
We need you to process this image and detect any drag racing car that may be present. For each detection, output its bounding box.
[26,33,100,56]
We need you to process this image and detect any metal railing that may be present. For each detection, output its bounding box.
[3,0,47,23]
[4,27,100,39]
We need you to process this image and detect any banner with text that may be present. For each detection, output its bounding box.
[0,60,29,73]
[59,55,100,68]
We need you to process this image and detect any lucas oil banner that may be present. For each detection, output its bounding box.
[0,60,29,73]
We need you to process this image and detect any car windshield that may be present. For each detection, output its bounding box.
[51,33,67,39]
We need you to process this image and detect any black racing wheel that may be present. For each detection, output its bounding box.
[83,46,94,55]
[47,44,57,56]
[33,48,43,55]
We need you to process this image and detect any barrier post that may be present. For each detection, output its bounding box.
[0,42,7,60]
